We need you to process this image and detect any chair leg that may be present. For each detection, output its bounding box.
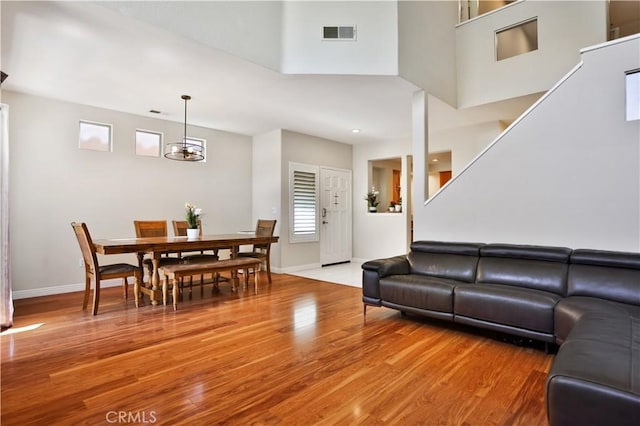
[122,277,129,301]
[254,266,259,294]
[92,280,101,315]
[162,275,168,307]
[134,274,140,308]
[266,259,272,284]
[82,275,91,311]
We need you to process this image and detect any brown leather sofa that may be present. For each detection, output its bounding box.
[362,241,640,426]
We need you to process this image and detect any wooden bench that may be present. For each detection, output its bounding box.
[157,258,262,310]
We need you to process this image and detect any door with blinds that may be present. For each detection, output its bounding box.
[320,167,352,266]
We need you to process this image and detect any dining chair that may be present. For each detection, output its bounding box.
[71,222,141,315]
[172,220,220,295]
[237,219,277,283]
[133,220,183,284]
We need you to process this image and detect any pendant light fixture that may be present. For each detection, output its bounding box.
[164,95,204,161]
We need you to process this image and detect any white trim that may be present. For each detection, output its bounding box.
[581,33,640,54]
[12,278,124,300]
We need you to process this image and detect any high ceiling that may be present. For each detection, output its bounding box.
[1,1,538,145]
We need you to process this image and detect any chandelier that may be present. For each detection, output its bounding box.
[164,95,204,161]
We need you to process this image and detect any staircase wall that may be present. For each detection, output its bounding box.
[413,35,640,252]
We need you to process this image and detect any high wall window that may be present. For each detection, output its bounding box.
[495,18,538,61]
[289,162,319,243]
[135,129,162,157]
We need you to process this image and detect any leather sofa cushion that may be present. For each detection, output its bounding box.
[481,244,572,262]
[566,312,635,347]
[554,296,640,343]
[380,275,467,314]
[406,241,482,283]
[571,248,640,270]
[410,241,484,256]
[408,251,479,283]
[567,263,640,306]
[477,257,569,295]
[454,284,561,334]
[477,244,570,295]
[547,326,640,426]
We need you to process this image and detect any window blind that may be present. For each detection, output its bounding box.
[292,170,317,236]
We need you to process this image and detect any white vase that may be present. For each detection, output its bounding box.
[395,205,402,212]
[186,228,199,239]
[368,206,377,212]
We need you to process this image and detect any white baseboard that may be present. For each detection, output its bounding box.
[12,278,123,300]
[276,259,365,274]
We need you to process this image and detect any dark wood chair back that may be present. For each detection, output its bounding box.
[254,219,277,252]
[71,222,99,275]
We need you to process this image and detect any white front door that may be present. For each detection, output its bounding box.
[320,167,352,266]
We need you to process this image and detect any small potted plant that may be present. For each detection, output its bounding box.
[389,200,396,212]
[395,197,402,212]
[185,202,202,239]
[365,187,379,212]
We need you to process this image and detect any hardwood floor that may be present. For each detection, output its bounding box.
[1,274,553,425]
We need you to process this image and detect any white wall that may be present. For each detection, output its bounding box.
[414,35,640,252]
[281,1,398,75]
[430,121,503,176]
[398,0,459,107]
[99,1,284,72]
[456,0,608,108]
[252,129,282,269]
[353,139,412,261]
[280,130,352,270]
[6,91,253,295]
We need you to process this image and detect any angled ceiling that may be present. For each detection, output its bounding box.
[1,1,538,146]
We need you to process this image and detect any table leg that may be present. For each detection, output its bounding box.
[150,254,161,306]
[230,245,240,289]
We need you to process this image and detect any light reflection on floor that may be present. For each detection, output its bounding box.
[293,301,317,330]
[0,322,44,335]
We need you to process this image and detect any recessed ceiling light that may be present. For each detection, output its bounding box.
[351,129,361,134]
[432,158,439,162]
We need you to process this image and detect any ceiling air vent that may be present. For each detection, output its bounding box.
[323,26,356,41]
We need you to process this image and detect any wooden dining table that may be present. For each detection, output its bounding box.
[93,233,279,305]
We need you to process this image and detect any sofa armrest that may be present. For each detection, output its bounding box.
[362,256,409,278]
[362,256,409,307]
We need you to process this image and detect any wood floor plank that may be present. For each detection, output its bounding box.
[1,273,553,425]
